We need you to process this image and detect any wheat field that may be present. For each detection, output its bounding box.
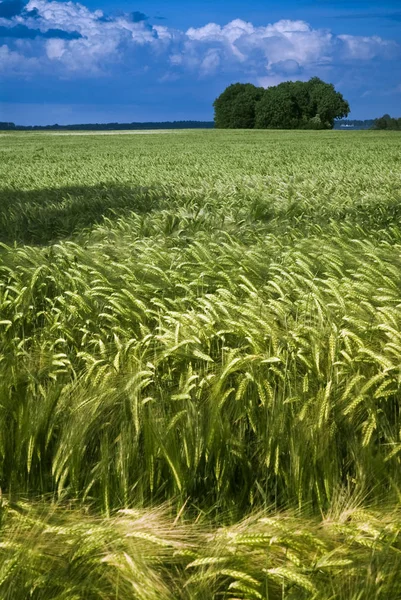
[1,129,401,599]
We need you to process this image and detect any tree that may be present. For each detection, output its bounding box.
[375,114,400,130]
[255,83,301,129]
[306,77,350,129]
[213,83,264,129]
[214,78,350,130]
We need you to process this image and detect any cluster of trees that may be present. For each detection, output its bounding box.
[214,78,350,130]
[0,122,16,130]
[374,114,401,130]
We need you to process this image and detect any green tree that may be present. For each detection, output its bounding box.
[213,83,264,129]
[375,114,400,130]
[255,83,301,129]
[214,77,350,130]
[306,77,350,128]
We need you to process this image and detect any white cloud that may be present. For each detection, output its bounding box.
[187,19,254,45]
[338,34,397,60]
[186,19,332,66]
[11,0,163,73]
[0,1,399,80]
[46,38,65,59]
[200,48,221,75]
[0,43,39,74]
[175,18,398,82]
[24,0,104,35]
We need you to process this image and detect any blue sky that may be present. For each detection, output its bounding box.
[0,0,400,124]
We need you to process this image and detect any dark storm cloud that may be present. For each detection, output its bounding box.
[0,24,82,39]
[0,0,25,18]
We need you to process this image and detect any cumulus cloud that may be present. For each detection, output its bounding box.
[45,36,64,58]
[182,18,335,78]
[0,0,399,82]
[0,40,39,73]
[337,34,396,60]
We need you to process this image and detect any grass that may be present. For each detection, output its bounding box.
[0,129,401,598]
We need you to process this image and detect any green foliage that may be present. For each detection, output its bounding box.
[0,129,401,597]
[213,83,265,128]
[255,83,301,129]
[215,78,350,129]
[306,77,350,128]
[374,114,401,130]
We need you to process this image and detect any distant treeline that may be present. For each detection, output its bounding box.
[0,121,215,131]
[1,116,399,132]
[374,114,401,130]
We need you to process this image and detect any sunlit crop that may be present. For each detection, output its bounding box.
[1,129,401,599]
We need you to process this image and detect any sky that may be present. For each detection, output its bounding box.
[0,0,400,125]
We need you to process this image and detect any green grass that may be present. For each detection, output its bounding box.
[1,129,401,598]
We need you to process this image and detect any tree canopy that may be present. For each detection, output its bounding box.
[214,78,350,130]
[213,83,265,129]
[374,114,401,130]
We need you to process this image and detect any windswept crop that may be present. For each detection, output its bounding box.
[0,129,401,598]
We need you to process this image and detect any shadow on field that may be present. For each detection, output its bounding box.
[0,184,165,245]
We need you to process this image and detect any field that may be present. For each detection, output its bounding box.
[1,129,401,599]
